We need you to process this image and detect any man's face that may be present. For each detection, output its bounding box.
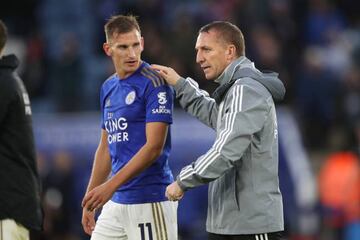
[103,29,143,78]
[195,30,230,80]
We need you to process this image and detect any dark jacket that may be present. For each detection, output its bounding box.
[0,54,43,230]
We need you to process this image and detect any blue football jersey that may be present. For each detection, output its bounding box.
[100,61,174,204]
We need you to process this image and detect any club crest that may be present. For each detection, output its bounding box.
[125,91,136,105]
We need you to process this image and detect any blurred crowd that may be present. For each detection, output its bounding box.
[1,0,359,239]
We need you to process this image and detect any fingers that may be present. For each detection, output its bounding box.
[82,219,93,235]
[176,193,184,201]
[165,189,172,200]
[151,64,171,76]
[82,191,100,212]
[151,64,169,72]
[82,211,95,235]
[88,199,102,212]
[81,199,96,235]
[83,221,94,235]
[165,181,186,201]
[165,189,184,201]
[84,199,101,212]
[167,195,182,201]
[81,192,92,207]
[151,64,181,86]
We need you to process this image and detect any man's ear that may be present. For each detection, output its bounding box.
[103,43,112,57]
[141,37,144,51]
[226,45,236,60]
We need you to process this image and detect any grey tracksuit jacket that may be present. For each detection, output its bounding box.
[174,56,285,234]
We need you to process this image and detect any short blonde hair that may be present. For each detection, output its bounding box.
[104,15,140,43]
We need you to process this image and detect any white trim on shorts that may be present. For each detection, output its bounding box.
[0,219,29,240]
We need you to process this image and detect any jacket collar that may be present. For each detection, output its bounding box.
[212,56,285,104]
[214,56,254,86]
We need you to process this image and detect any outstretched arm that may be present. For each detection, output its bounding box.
[152,64,218,129]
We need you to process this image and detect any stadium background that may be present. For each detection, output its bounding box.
[1,0,359,239]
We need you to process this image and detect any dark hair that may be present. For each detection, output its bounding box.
[104,15,141,43]
[0,20,8,52]
[199,21,245,57]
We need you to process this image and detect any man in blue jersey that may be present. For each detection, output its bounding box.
[81,15,177,240]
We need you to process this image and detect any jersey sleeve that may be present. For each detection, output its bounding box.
[145,82,174,124]
[99,86,105,129]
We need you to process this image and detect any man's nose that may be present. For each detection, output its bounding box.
[128,47,136,57]
[196,51,204,64]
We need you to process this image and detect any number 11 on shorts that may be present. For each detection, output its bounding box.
[138,222,153,240]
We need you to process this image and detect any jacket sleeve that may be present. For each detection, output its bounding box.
[173,77,218,130]
[0,79,12,124]
[177,83,270,190]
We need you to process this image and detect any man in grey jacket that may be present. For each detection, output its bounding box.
[153,21,285,240]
